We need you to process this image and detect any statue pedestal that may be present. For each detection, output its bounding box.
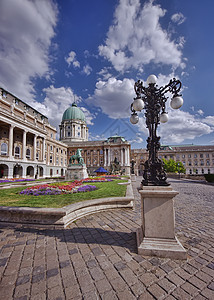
[136,185,186,260]
[65,164,88,181]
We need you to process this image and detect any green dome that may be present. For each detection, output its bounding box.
[62,103,86,122]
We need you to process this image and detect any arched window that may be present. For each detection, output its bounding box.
[208,169,210,174]
[26,148,31,159]
[15,146,20,158]
[1,143,8,156]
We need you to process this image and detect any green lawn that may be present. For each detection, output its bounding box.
[0,180,127,208]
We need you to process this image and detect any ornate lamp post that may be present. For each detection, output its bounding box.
[130,74,183,186]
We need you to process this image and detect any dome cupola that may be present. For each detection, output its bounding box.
[62,103,86,122]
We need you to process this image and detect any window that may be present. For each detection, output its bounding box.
[202,168,204,174]
[50,145,53,151]
[51,133,53,138]
[195,169,198,174]
[206,154,209,158]
[26,148,31,159]
[194,160,198,166]
[15,146,20,158]
[200,154,203,158]
[56,148,58,153]
[50,155,53,163]
[182,154,185,158]
[56,157,59,165]
[36,152,39,160]
[61,158,63,165]
[200,160,204,166]
[1,143,8,156]
[188,161,192,166]
[67,126,70,129]
[208,169,210,174]
[188,154,191,158]
[100,150,103,155]
[36,141,39,147]
[206,160,210,166]
[176,155,180,159]
[194,154,197,158]
[189,169,192,175]
[68,132,71,137]
[2,92,7,98]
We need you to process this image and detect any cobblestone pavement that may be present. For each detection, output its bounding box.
[0,178,214,300]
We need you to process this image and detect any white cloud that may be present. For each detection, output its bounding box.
[171,13,186,25]
[158,110,213,144]
[80,106,96,125]
[87,77,135,119]
[27,85,96,135]
[0,0,58,101]
[82,64,92,76]
[99,0,185,72]
[65,51,80,68]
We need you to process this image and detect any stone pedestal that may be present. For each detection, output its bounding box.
[65,164,88,181]
[136,185,186,259]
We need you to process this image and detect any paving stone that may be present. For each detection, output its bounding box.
[139,272,158,287]
[201,287,214,299]
[172,286,192,299]
[0,178,214,299]
[147,283,167,299]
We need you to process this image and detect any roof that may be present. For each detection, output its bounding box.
[62,103,86,122]
[106,135,126,143]
[94,167,108,173]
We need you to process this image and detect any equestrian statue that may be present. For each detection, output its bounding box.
[69,149,84,165]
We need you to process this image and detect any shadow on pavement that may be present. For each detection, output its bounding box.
[6,226,138,253]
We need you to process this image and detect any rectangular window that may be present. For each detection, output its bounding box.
[50,155,53,163]
[194,154,197,158]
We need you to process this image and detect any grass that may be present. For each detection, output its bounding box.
[0,179,127,208]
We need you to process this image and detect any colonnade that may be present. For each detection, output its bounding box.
[7,123,46,162]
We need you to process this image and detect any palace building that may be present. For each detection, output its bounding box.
[1,86,213,179]
[0,87,67,178]
[59,104,131,175]
[131,144,214,176]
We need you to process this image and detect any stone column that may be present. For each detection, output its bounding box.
[33,135,37,161]
[22,130,27,161]
[121,148,124,166]
[108,148,110,166]
[124,148,128,166]
[136,186,187,259]
[104,149,107,166]
[127,147,130,166]
[42,138,46,163]
[9,124,14,159]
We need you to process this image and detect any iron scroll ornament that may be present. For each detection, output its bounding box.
[130,76,183,186]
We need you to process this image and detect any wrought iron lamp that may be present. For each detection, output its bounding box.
[130,74,183,186]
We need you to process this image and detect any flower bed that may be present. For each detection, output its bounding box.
[19,180,97,196]
[83,177,112,182]
[0,178,35,184]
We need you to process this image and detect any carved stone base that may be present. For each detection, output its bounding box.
[136,185,187,259]
[136,226,187,259]
[65,164,88,180]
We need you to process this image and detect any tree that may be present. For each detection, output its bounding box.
[162,159,185,174]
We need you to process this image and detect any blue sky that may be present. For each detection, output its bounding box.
[0,0,214,148]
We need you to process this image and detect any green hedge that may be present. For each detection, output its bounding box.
[204,174,214,182]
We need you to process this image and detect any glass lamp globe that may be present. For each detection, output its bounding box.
[130,113,139,124]
[170,96,183,109]
[147,74,157,85]
[160,112,168,123]
[132,98,144,111]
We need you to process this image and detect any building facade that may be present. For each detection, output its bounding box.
[131,145,214,176]
[66,135,131,176]
[0,87,67,178]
